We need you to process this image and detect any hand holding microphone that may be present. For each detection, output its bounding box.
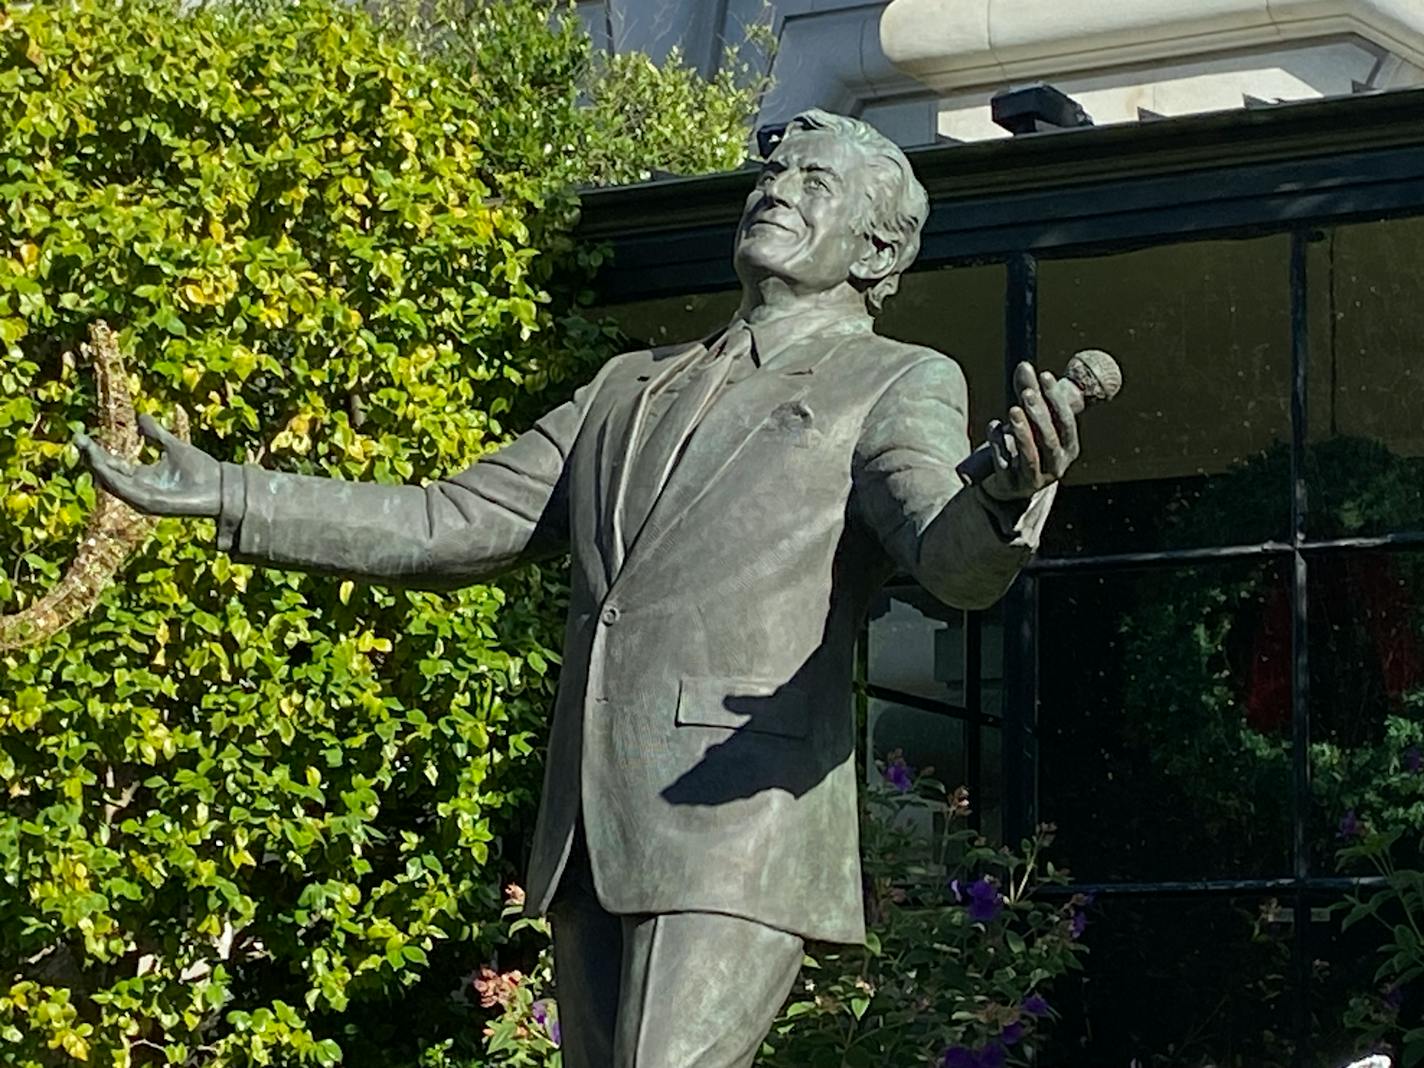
[958,349,1122,500]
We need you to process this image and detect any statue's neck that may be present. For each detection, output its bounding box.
[737,278,868,326]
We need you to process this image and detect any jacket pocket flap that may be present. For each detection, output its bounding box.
[675,677,810,739]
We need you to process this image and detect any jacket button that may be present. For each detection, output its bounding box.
[600,605,620,625]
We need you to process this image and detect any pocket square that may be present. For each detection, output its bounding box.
[771,400,814,427]
[766,401,818,447]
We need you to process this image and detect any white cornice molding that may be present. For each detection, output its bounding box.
[881,0,1424,90]
[760,4,927,120]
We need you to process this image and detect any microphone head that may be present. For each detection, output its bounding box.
[1064,349,1122,405]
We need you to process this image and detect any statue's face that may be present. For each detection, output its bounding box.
[733,128,878,297]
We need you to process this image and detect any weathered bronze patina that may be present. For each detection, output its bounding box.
[79,109,1090,1068]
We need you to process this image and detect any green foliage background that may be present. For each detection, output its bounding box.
[0,1,761,1063]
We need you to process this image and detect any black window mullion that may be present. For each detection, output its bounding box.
[965,612,983,834]
[1023,531,1424,575]
[862,682,973,722]
[1039,874,1388,900]
[1289,228,1313,1068]
[1005,252,1039,846]
[855,616,870,778]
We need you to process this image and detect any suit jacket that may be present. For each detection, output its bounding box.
[216,312,1051,944]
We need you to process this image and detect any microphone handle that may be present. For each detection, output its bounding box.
[955,376,1087,486]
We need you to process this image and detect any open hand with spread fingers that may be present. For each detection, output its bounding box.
[74,414,222,518]
[980,360,1081,501]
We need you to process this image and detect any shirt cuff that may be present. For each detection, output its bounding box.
[973,481,1059,548]
[216,462,246,552]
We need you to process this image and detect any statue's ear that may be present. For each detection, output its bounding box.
[851,234,898,286]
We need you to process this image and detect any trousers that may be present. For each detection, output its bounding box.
[548,826,805,1068]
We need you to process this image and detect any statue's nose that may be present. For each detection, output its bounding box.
[760,170,797,208]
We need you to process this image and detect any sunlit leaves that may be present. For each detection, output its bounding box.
[0,0,758,1065]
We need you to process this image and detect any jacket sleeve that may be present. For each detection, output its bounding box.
[214,379,594,590]
[852,353,1056,610]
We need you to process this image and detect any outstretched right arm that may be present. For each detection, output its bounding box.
[77,385,594,590]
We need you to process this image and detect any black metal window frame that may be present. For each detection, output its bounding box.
[862,591,996,833]
[577,87,1424,1066]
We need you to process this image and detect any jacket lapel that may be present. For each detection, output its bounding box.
[598,340,706,578]
[613,328,863,584]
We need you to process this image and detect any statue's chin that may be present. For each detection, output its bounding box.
[733,240,799,286]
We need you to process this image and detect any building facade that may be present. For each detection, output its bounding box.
[574,0,1424,146]
[574,3,1424,1065]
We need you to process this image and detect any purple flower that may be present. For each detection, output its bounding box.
[884,755,913,792]
[1384,985,1405,1012]
[1339,809,1362,839]
[1070,910,1089,939]
[531,1000,559,1045]
[549,1019,561,1046]
[999,1022,1025,1047]
[941,1044,1005,1068]
[966,877,1002,923]
[1021,994,1051,1018]
[1407,747,1423,773]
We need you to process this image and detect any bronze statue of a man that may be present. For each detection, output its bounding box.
[79,109,1080,1068]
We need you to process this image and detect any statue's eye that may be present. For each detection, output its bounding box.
[806,175,832,193]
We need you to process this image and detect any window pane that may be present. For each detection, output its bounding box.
[1038,561,1294,882]
[1038,236,1293,556]
[979,721,1004,845]
[867,697,966,796]
[1307,551,1424,875]
[867,588,1003,711]
[865,698,1005,848]
[978,601,1006,720]
[1307,889,1399,1068]
[868,586,968,707]
[590,288,741,348]
[1306,216,1424,540]
[1040,895,1298,1067]
[878,263,1007,445]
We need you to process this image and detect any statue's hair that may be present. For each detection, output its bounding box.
[782,109,929,314]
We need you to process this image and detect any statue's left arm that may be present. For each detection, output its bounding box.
[852,354,1061,610]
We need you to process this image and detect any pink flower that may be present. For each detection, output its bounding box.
[473,965,523,1009]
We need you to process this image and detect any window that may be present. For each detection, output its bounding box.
[1013,219,1424,1067]
[584,98,1424,1064]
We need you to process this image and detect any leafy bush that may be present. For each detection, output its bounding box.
[1337,829,1424,1068]
[0,0,760,1064]
[1098,438,1424,1066]
[473,769,1087,1068]
[765,771,1085,1068]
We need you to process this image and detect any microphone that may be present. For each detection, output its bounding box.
[956,349,1123,485]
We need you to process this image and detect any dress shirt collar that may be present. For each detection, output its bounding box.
[703,305,874,368]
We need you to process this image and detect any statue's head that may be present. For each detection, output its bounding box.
[733,109,929,314]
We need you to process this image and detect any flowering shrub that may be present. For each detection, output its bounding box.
[1079,437,1424,1063]
[1336,827,1424,1067]
[475,888,562,1068]
[761,765,1087,1068]
[471,764,1086,1068]
[0,0,761,1064]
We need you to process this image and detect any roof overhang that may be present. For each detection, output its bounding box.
[880,0,1424,91]
[575,88,1424,301]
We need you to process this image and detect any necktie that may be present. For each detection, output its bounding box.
[620,323,755,547]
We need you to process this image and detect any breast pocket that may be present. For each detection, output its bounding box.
[760,400,821,450]
[674,676,810,740]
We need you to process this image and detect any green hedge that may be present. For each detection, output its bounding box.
[0,1,759,1064]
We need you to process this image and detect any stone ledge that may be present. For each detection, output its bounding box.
[881,0,1424,90]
